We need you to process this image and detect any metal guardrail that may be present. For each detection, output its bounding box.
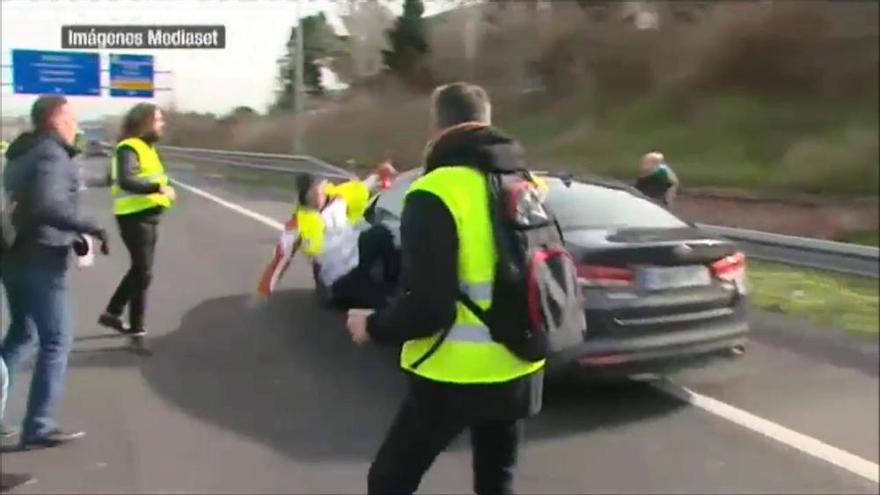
[160,145,355,180]
[98,142,355,180]
[101,143,879,278]
[698,225,878,278]
[698,225,879,260]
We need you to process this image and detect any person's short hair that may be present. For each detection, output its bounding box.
[31,95,69,131]
[430,82,491,129]
[641,152,665,167]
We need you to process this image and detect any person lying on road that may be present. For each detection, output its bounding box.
[256,160,398,309]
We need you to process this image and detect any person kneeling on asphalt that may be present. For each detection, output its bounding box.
[256,160,399,309]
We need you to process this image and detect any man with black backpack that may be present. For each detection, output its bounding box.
[346,82,583,495]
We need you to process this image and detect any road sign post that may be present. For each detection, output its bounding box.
[11,49,101,96]
[293,0,305,154]
[109,54,155,98]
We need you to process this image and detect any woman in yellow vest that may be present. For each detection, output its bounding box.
[98,103,175,337]
[346,83,544,495]
[256,160,398,308]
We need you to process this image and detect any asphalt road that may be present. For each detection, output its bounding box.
[0,158,877,494]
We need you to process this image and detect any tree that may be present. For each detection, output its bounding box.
[382,0,429,79]
[335,0,396,81]
[221,106,258,125]
[231,106,258,118]
[274,13,347,112]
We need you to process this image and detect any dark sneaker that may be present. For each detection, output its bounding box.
[0,473,37,491]
[19,429,86,451]
[126,327,147,337]
[0,425,19,440]
[99,313,146,337]
[98,312,129,333]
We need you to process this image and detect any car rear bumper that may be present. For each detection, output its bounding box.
[547,315,749,377]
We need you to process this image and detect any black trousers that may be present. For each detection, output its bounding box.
[106,211,160,330]
[331,224,398,309]
[368,392,522,495]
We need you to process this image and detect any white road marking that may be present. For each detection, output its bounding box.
[172,175,880,485]
[655,380,879,484]
[170,178,284,231]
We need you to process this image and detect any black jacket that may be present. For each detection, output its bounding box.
[3,131,102,265]
[366,125,543,422]
[634,165,679,206]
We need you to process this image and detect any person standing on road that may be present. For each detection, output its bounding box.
[346,82,545,495]
[634,151,680,208]
[1,95,110,450]
[98,103,175,337]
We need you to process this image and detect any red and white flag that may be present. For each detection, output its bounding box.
[256,216,302,297]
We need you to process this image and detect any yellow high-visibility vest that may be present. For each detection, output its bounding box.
[400,166,545,384]
[293,180,371,257]
[110,138,171,216]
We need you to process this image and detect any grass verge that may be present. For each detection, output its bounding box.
[748,260,879,336]
[836,231,880,247]
[506,92,880,197]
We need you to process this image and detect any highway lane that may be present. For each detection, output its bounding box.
[0,158,876,494]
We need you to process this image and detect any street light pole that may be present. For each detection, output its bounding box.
[293,0,305,154]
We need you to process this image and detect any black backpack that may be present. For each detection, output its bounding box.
[411,169,586,369]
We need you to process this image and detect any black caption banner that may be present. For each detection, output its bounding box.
[62,25,226,49]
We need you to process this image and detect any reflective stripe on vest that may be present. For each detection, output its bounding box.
[110,138,171,216]
[400,166,545,384]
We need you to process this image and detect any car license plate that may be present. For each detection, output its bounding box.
[641,265,711,291]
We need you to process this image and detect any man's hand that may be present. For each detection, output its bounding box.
[347,308,375,345]
[160,185,177,202]
[374,160,397,180]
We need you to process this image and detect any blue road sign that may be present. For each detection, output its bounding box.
[109,54,155,98]
[12,49,101,96]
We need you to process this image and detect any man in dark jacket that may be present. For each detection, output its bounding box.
[1,95,108,450]
[346,83,543,495]
[634,151,680,208]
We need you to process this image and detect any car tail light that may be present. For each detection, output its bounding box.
[577,264,635,287]
[711,251,746,281]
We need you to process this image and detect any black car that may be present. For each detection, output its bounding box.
[318,169,750,377]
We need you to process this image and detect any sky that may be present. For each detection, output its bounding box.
[0,0,459,121]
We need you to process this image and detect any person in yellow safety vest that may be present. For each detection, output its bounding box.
[346,82,544,495]
[256,160,399,309]
[98,103,175,338]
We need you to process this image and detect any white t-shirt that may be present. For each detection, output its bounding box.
[312,175,380,287]
[313,198,365,287]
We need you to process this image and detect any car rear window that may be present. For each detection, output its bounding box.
[544,179,687,230]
